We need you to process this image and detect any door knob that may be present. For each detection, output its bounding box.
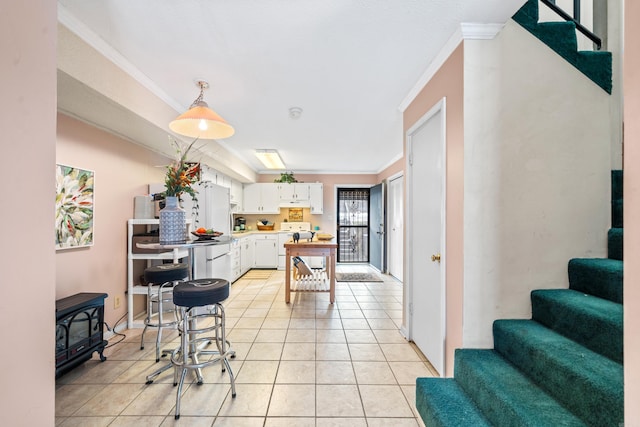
[431,253,441,262]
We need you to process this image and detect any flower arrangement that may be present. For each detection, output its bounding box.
[164,137,201,199]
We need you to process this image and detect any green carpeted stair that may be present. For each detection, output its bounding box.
[512,0,612,93]
[416,169,624,426]
[531,289,623,362]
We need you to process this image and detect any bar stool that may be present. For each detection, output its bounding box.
[140,263,189,362]
[170,278,236,420]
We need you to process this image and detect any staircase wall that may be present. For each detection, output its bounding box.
[461,20,612,347]
[536,0,624,170]
[623,0,640,419]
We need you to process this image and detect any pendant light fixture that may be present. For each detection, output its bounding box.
[169,80,235,140]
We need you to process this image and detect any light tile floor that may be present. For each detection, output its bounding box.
[56,266,435,426]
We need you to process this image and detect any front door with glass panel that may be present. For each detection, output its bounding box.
[337,188,369,263]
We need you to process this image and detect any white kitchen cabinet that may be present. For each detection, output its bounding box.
[277,232,290,269]
[230,180,243,213]
[278,183,310,202]
[254,234,278,268]
[309,183,324,214]
[240,235,255,274]
[231,238,241,281]
[242,183,280,214]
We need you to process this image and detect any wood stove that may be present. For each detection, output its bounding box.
[55,292,108,378]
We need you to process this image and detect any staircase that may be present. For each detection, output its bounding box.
[415,170,624,426]
[512,0,612,94]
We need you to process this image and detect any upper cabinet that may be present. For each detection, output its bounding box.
[278,183,310,206]
[242,182,324,214]
[309,183,323,214]
[230,180,243,212]
[243,183,280,214]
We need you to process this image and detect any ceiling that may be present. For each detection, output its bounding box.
[57,0,525,179]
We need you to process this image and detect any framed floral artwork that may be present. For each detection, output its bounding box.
[56,164,94,250]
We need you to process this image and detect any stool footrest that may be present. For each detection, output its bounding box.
[168,289,236,420]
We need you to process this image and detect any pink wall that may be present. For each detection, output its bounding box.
[377,157,404,182]
[624,0,640,421]
[0,1,57,423]
[403,44,465,376]
[56,114,170,326]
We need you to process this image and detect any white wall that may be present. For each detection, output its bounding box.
[0,1,57,425]
[462,21,611,347]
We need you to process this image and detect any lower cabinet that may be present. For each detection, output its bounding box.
[254,234,278,268]
[240,235,255,274]
[231,239,241,281]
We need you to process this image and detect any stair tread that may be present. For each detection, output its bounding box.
[531,289,623,362]
[494,319,624,425]
[455,349,586,426]
[416,378,491,427]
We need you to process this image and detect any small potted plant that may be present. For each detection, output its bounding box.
[274,171,297,183]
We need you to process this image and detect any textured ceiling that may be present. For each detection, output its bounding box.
[57,0,525,175]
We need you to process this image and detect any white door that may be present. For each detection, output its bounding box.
[407,98,446,376]
[388,175,403,281]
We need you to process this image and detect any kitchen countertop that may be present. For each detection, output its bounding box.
[231,230,281,238]
[231,229,324,238]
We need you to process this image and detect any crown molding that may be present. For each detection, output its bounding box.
[398,23,504,112]
[460,23,504,39]
[57,3,184,112]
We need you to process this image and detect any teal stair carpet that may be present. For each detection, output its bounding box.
[416,169,624,426]
[512,0,612,93]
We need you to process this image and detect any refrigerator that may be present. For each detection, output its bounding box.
[181,181,232,282]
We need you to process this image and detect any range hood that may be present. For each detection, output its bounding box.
[279,200,310,208]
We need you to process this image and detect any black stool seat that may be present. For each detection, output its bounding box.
[144,263,189,284]
[173,279,229,308]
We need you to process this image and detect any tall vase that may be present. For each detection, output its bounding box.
[159,196,186,244]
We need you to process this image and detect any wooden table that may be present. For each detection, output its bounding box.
[285,239,338,303]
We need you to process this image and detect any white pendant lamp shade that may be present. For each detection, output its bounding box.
[169,81,235,140]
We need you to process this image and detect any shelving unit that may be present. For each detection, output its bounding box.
[126,219,190,328]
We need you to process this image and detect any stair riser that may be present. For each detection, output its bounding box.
[455,350,584,426]
[494,321,624,425]
[568,259,623,303]
[455,353,534,426]
[608,228,623,260]
[416,378,490,427]
[576,51,613,93]
[612,199,623,227]
[611,170,623,201]
[531,290,623,362]
[512,0,539,29]
[534,22,578,60]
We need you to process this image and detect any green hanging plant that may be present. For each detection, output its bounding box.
[274,172,297,183]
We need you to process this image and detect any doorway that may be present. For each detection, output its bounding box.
[388,174,403,281]
[406,98,447,376]
[336,188,369,263]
